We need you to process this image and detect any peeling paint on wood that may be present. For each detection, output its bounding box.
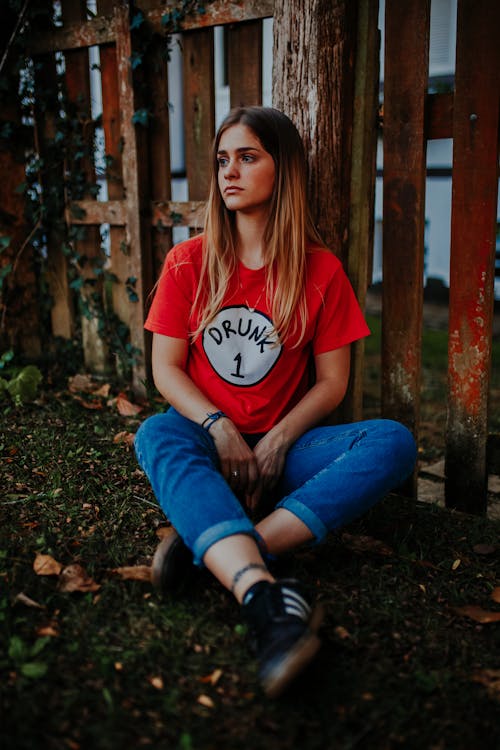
[144,0,274,31]
[444,0,500,515]
[29,14,115,54]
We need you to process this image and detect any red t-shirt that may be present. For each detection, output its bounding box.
[145,235,370,433]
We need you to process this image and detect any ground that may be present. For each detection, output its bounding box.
[1,313,500,749]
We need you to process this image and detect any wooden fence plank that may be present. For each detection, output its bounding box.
[144,0,274,31]
[345,0,379,421]
[29,13,115,55]
[68,199,206,230]
[426,92,454,140]
[33,52,74,343]
[30,0,274,55]
[62,0,108,373]
[146,37,173,279]
[152,201,205,229]
[183,28,216,202]
[114,3,154,392]
[228,20,263,107]
[382,0,430,492]
[97,0,130,366]
[445,0,500,514]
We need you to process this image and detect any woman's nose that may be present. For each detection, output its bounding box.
[223,159,239,179]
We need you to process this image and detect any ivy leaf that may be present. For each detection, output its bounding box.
[130,11,144,30]
[130,51,143,70]
[132,109,150,127]
[20,662,48,679]
[8,635,26,662]
[69,203,86,220]
[0,263,13,290]
[0,236,11,252]
[0,350,14,369]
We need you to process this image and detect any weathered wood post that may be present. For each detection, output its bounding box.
[273,0,375,422]
[382,0,430,495]
[272,0,356,265]
[445,0,500,514]
[62,0,109,373]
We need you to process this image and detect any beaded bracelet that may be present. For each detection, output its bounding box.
[202,410,227,432]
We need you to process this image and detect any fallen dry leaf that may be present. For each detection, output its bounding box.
[34,553,63,577]
[72,395,104,410]
[113,431,136,446]
[116,393,143,417]
[148,675,164,690]
[36,622,60,637]
[14,592,45,609]
[454,605,500,624]
[57,564,100,593]
[110,565,152,582]
[452,558,461,571]
[68,373,95,393]
[341,533,394,557]
[334,625,352,640]
[491,587,500,604]
[93,383,111,398]
[200,668,223,686]
[197,694,215,708]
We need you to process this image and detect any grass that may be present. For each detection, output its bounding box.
[1,334,500,749]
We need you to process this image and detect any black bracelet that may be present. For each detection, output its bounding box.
[202,410,227,432]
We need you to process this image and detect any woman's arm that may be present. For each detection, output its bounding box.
[248,345,351,508]
[151,333,259,497]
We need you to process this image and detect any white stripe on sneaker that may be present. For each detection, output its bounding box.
[282,587,311,620]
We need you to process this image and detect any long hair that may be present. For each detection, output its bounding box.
[193,106,326,344]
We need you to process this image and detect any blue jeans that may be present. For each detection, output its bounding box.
[134,409,416,565]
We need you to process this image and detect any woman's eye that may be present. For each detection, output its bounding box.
[241,154,254,163]
[218,158,228,167]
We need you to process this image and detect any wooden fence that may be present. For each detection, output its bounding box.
[4,0,500,514]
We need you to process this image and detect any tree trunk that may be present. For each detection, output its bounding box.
[272,0,357,264]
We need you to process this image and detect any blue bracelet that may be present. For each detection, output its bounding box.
[202,410,227,432]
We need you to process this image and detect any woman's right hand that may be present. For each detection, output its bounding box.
[210,417,261,503]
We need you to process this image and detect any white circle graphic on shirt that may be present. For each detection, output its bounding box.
[202,305,282,387]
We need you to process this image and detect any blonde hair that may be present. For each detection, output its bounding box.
[193,106,326,345]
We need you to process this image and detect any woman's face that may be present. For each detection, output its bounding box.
[217,124,276,216]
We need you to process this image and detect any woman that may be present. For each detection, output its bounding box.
[135,106,416,698]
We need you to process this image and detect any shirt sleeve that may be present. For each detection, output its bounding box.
[144,248,196,339]
[313,264,370,355]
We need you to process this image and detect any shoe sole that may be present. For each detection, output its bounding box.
[151,532,193,594]
[262,629,322,699]
[261,603,325,699]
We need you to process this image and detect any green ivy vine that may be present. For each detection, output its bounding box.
[0,0,212,380]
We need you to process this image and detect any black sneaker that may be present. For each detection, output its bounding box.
[241,579,323,698]
[151,528,194,595]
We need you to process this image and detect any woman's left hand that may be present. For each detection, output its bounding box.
[245,429,289,511]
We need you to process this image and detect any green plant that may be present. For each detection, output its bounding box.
[0,358,42,405]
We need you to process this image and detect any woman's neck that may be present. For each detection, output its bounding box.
[235,211,268,269]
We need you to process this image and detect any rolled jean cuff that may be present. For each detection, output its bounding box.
[276,497,329,544]
[192,518,258,565]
